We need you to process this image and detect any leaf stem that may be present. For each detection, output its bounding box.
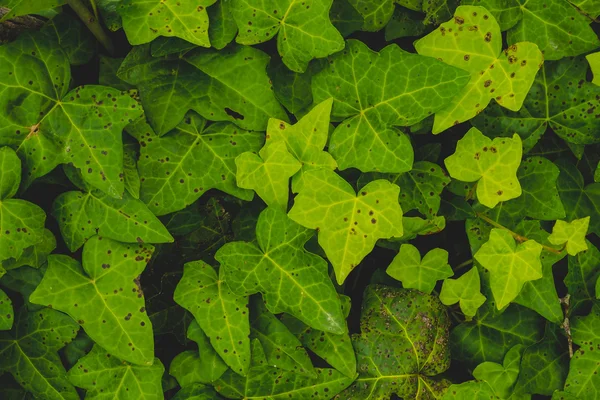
[454,259,473,271]
[560,294,574,358]
[89,0,99,20]
[475,212,563,255]
[66,0,114,55]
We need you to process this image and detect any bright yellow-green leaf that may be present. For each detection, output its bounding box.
[439,266,487,318]
[444,127,522,208]
[549,217,590,256]
[588,52,600,86]
[415,5,543,133]
[474,229,543,309]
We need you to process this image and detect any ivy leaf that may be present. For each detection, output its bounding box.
[345,0,394,31]
[548,217,590,256]
[439,266,487,318]
[0,147,45,262]
[173,260,251,376]
[216,207,346,333]
[118,0,216,47]
[173,383,221,400]
[572,303,600,346]
[41,13,95,66]
[235,141,301,211]
[589,52,600,86]
[561,346,600,398]
[208,0,237,50]
[0,307,79,400]
[339,286,450,399]
[117,44,287,136]
[556,159,600,237]
[0,31,143,196]
[0,0,66,21]
[386,244,453,294]
[250,300,316,377]
[312,39,469,172]
[52,189,173,252]
[268,58,325,115]
[139,111,263,215]
[68,344,165,399]
[0,289,13,330]
[385,7,429,41]
[474,57,600,148]
[329,0,363,37]
[565,241,600,315]
[444,128,523,208]
[472,344,523,398]
[231,0,344,72]
[475,228,543,309]
[30,236,155,365]
[123,143,140,199]
[415,6,543,133]
[98,56,133,91]
[1,228,54,271]
[288,169,404,284]
[442,381,499,399]
[265,98,338,192]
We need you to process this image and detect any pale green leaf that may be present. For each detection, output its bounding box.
[118,0,217,47]
[312,39,469,172]
[444,128,523,208]
[30,236,155,365]
[68,345,165,399]
[474,229,543,309]
[139,112,263,215]
[232,0,345,72]
[386,244,453,294]
[173,260,251,376]
[52,189,173,252]
[443,381,500,399]
[439,266,487,318]
[288,169,403,284]
[473,344,523,398]
[236,141,301,211]
[0,0,66,21]
[589,52,600,86]
[173,383,220,400]
[0,308,79,400]
[548,217,590,256]
[216,207,346,333]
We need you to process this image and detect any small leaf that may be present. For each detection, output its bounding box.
[472,344,523,398]
[566,241,600,315]
[0,289,13,330]
[0,0,66,21]
[589,52,600,86]
[442,381,500,399]
[439,266,487,318]
[173,383,220,400]
[572,303,600,347]
[173,261,251,376]
[288,169,403,284]
[68,344,165,399]
[386,244,453,294]
[30,236,155,365]
[208,0,237,50]
[548,217,590,256]
[445,128,523,208]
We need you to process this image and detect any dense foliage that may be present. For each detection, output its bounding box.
[0,0,599,399]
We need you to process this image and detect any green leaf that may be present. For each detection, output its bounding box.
[250,300,315,377]
[265,98,338,192]
[548,217,590,256]
[562,346,600,398]
[62,331,94,369]
[385,7,429,41]
[442,381,500,399]
[566,241,600,314]
[1,228,54,271]
[118,44,287,136]
[339,286,450,399]
[208,0,237,49]
[0,288,13,330]
[475,228,542,309]
[288,169,403,284]
[329,0,363,37]
[589,52,600,86]
[231,0,345,72]
[235,141,301,211]
[415,6,543,133]
[98,56,134,91]
[0,31,143,196]
[439,266,487,318]
[0,307,79,400]
[345,0,394,31]
[52,189,173,252]
[386,244,453,294]
[139,111,263,215]
[30,236,155,365]
[41,13,95,66]
[118,0,217,47]
[268,58,324,115]
[312,39,469,172]
[173,383,220,400]
[216,207,346,333]
[473,57,600,147]
[0,0,66,21]
[445,128,523,208]
[123,142,140,199]
[572,303,600,346]
[68,344,165,399]
[173,260,251,376]
[96,0,123,31]
[473,344,523,398]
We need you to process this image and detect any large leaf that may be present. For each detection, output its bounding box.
[118,44,287,136]
[68,344,165,399]
[139,111,263,215]
[439,266,487,318]
[0,308,79,400]
[30,236,155,365]
[473,57,600,147]
[415,6,543,133]
[562,346,600,398]
[0,31,143,196]
[565,241,600,315]
[216,207,346,333]
[231,0,344,72]
[173,260,251,376]
[312,39,469,172]
[445,128,523,208]
[288,169,403,284]
[339,286,450,399]
[118,0,216,47]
